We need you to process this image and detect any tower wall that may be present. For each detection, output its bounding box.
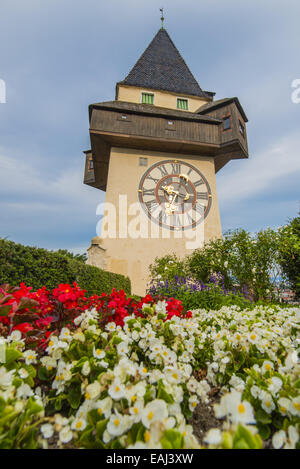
[97,147,222,295]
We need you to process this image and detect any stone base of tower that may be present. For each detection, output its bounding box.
[86,237,107,271]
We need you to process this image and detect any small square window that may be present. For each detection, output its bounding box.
[168,121,173,125]
[177,98,188,110]
[223,116,231,131]
[139,157,148,167]
[121,115,127,120]
[142,93,154,105]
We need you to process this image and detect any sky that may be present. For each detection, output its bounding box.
[0,0,299,254]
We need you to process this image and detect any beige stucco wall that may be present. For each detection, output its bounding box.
[117,84,208,113]
[97,147,222,296]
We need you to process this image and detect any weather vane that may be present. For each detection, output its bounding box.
[160,8,164,29]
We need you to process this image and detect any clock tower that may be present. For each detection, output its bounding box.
[84,27,249,295]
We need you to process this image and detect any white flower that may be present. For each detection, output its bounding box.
[129,400,144,423]
[106,322,116,332]
[94,397,112,418]
[41,356,57,371]
[59,425,73,443]
[268,376,282,395]
[117,342,129,356]
[260,391,275,414]
[9,330,22,342]
[41,424,54,439]
[204,428,222,446]
[286,426,299,448]
[214,390,256,425]
[261,360,274,373]
[277,397,290,416]
[59,327,72,342]
[85,381,101,400]
[93,347,105,360]
[141,399,168,429]
[250,385,260,399]
[165,367,182,384]
[289,396,300,416]
[138,363,149,378]
[71,417,87,432]
[108,378,126,400]
[46,336,69,354]
[272,430,286,449]
[155,300,167,315]
[82,361,91,376]
[16,383,34,399]
[23,350,37,365]
[18,368,29,379]
[107,413,132,437]
[188,395,199,412]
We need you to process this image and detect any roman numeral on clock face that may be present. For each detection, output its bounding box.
[145,200,159,213]
[146,175,159,184]
[193,202,205,215]
[173,214,182,228]
[194,179,205,188]
[185,211,195,225]
[197,191,208,200]
[142,188,155,197]
[171,162,181,174]
[157,164,168,177]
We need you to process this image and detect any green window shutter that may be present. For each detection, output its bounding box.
[142,93,154,104]
[177,98,188,110]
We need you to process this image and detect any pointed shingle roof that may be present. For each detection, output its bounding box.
[118,29,209,99]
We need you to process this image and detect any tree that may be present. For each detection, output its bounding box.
[278,213,300,298]
[187,228,282,301]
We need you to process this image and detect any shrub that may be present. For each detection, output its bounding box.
[148,274,252,311]
[149,253,187,282]
[0,238,130,296]
[186,228,282,301]
[279,214,300,299]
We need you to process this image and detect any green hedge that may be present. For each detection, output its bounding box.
[0,238,131,296]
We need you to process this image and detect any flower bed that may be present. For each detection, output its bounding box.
[0,284,299,449]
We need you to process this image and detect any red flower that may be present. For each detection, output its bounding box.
[13,322,34,333]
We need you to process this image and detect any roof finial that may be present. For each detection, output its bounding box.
[160,8,164,29]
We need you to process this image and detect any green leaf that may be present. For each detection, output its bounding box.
[38,366,50,381]
[112,336,123,345]
[233,438,250,449]
[255,409,272,424]
[67,384,82,409]
[5,347,23,365]
[95,418,108,441]
[161,429,184,449]
[157,380,174,404]
[26,398,43,417]
[257,423,271,440]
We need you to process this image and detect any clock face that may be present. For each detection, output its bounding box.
[138,159,212,231]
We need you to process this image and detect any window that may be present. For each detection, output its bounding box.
[88,159,94,170]
[223,116,232,131]
[121,115,127,120]
[139,157,148,167]
[177,98,188,110]
[239,120,245,137]
[141,93,154,105]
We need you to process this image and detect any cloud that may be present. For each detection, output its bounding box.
[0,0,299,249]
[217,130,300,204]
[0,147,105,250]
